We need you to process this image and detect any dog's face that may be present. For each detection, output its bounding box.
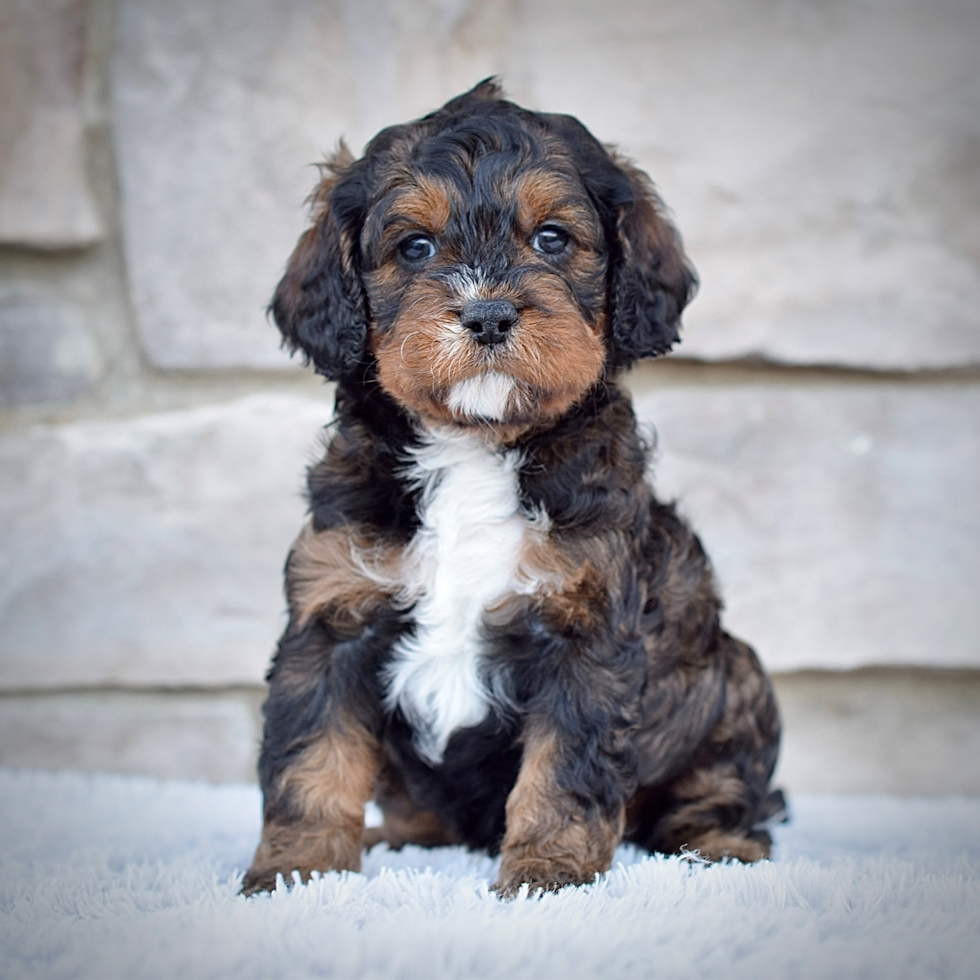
[272,79,696,432]
[362,150,611,428]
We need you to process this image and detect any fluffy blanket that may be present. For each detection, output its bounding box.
[1,769,977,979]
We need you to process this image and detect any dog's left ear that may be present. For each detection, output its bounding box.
[269,145,369,380]
[607,157,698,366]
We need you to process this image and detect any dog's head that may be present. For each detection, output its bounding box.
[271,79,696,430]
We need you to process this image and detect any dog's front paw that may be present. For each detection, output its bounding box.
[240,821,364,896]
[492,859,599,899]
[240,867,283,896]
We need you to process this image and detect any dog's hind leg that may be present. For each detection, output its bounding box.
[363,758,460,850]
[639,761,776,862]
[629,636,782,863]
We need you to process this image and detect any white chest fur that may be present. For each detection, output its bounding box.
[384,428,541,763]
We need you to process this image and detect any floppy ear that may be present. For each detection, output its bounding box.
[269,146,369,380]
[608,158,697,366]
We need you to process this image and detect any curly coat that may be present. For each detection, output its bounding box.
[243,80,782,897]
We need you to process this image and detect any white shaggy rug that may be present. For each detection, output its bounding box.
[1,770,978,979]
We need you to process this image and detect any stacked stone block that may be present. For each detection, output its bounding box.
[1,0,978,791]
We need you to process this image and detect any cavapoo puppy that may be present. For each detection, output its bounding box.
[243,79,782,897]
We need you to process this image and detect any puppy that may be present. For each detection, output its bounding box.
[242,79,782,897]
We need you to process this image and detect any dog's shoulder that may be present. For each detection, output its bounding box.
[517,383,650,531]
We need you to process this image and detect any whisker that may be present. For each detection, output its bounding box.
[400,331,420,363]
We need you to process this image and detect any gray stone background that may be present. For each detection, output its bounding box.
[1,0,978,794]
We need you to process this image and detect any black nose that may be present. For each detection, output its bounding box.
[460,300,518,346]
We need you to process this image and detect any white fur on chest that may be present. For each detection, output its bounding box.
[384,428,542,763]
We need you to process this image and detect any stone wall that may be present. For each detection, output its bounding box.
[1,0,978,792]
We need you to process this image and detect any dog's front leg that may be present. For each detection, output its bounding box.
[494,724,628,897]
[241,613,388,895]
[242,705,380,895]
[242,522,401,894]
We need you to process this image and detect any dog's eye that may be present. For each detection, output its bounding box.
[532,226,570,256]
[399,235,436,262]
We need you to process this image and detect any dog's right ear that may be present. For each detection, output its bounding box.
[269,146,369,380]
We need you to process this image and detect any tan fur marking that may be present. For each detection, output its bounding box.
[371,279,466,425]
[288,522,402,631]
[495,731,623,896]
[365,795,459,851]
[362,256,403,296]
[514,531,572,588]
[390,178,454,234]
[682,830,770,863]
[363,808,458,851]
[515,170,602,244]
[537,560,608,634]
[516,170,575,228]
[243,721,380,894]
[363,759,460,851]
[282,724,378,826]
[507,277,606,417]
[513,535,609,634]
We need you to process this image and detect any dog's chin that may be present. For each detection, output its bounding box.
[445,372,516,423]
[377,361,599,435]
